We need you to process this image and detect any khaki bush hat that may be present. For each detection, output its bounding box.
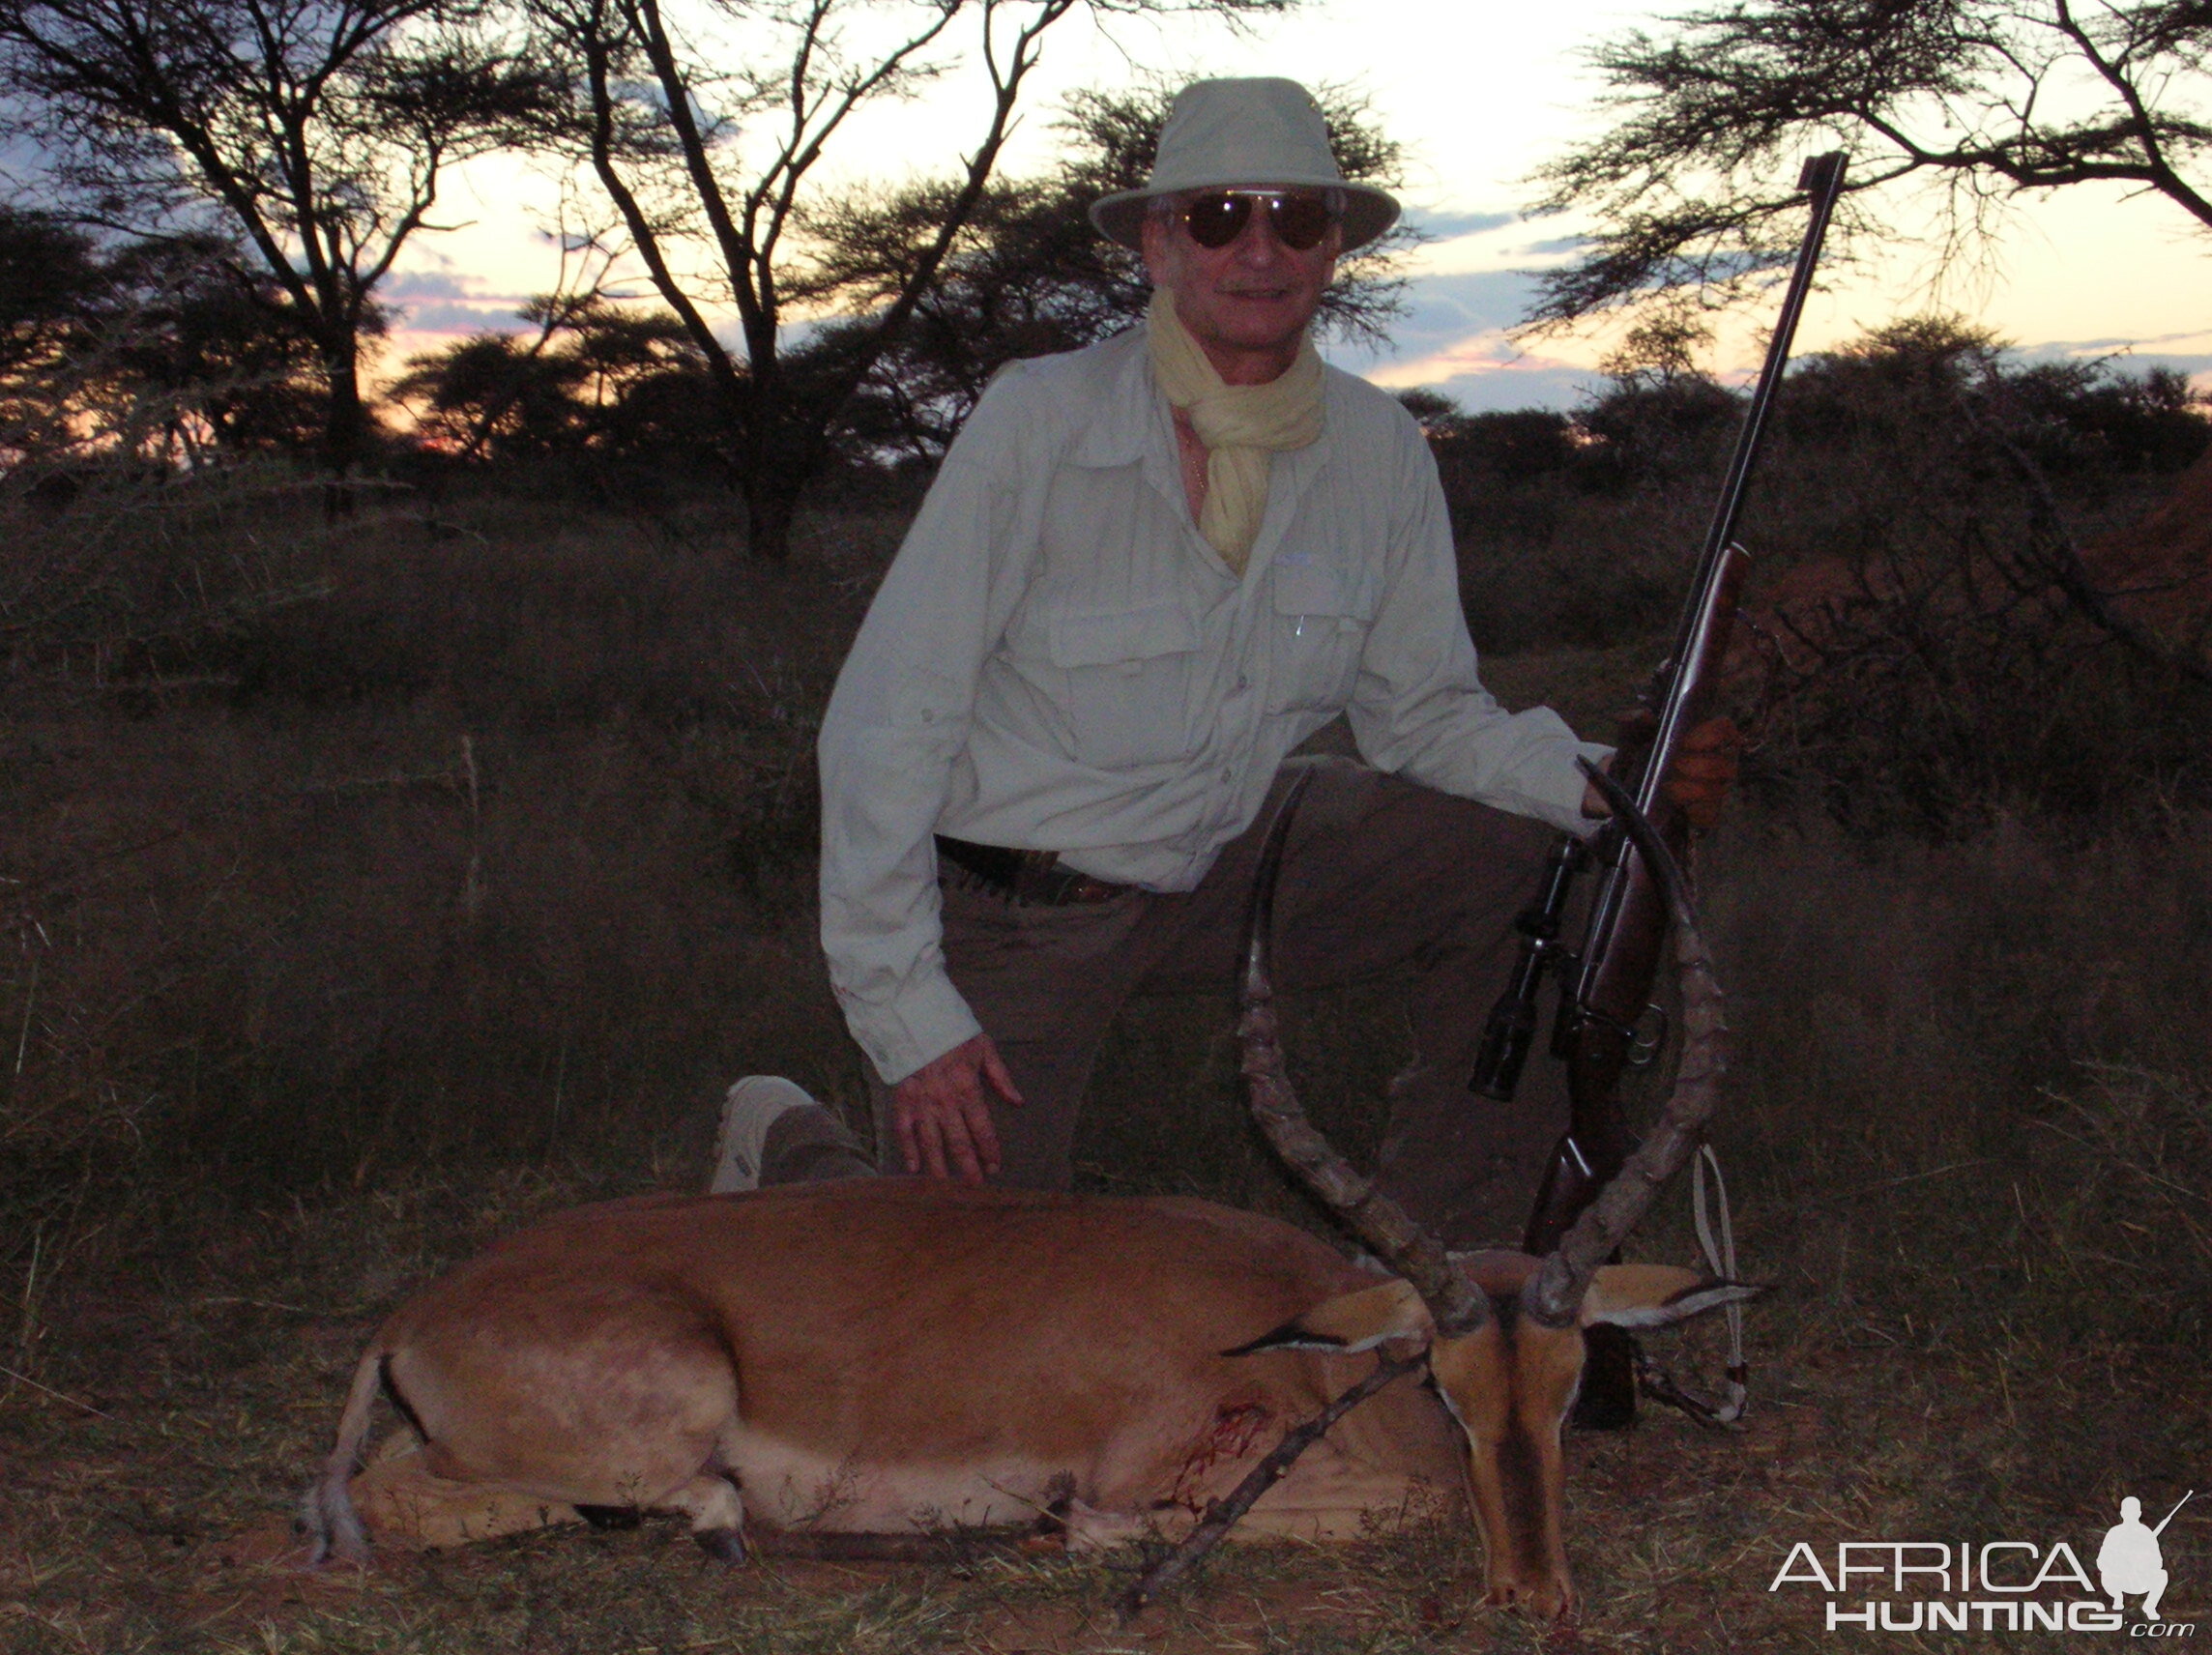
[1090,77,1400,253]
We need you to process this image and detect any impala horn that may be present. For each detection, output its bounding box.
[1238,772,1491,1337]
[1522,759,1731,1329]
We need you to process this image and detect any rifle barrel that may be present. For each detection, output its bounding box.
[1639,151,1847,812]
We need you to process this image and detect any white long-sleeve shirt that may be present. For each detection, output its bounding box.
[819,326,1607,1084]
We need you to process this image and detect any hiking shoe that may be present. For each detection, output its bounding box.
[711,1076,819,1193]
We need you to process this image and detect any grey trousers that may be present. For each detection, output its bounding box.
[782,757,1573,1248]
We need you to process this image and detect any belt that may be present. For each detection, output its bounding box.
[934,835,1131,906]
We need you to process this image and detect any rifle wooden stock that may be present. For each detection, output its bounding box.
[1526,543,1749,1255]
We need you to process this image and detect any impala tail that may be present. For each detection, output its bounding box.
[301,1346,385,1565]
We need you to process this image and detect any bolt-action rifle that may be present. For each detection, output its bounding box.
[1470,153,1849,1423]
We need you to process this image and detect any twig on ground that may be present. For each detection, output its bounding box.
[1117,1349,1424,1620]
[0,1363,113,1419]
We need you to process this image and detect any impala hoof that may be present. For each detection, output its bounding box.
[1483,1581,1575,1621]
[693,1525,747,1564]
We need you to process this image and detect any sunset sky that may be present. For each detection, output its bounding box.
[384,0,2212,412]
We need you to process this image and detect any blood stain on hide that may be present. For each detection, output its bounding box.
[1168,1402,1273,1511]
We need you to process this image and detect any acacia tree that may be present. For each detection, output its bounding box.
[527,0,1288,560]
[393,295,708,464]
[812,80,1413,462]
[0,0,549,478]
[0,208,106,442]
[0,209,330,468]
[1527,0,2212,328]
[104,238,342,459]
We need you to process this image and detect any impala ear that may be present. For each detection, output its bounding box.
[1223,1278,1434,1357]
[1581,1263,1765,1329]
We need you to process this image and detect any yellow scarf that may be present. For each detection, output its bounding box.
[1146,288,1324,575]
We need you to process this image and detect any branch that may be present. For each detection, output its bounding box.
[625,0,767,350]
[1524,0,2212,326]
[2051,0,2212,229]
[831,0,1070,402]
[571,0,744,404]
[740,0,963,361]
[1114,1350,1424,1620]
[1963,390,2212,685]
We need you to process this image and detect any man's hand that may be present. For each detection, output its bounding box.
[1664,714,1743,828]
[1579,715,1743,829]
[891,1032,1023,1183]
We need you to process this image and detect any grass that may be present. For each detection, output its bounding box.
[2,479,2208,1651]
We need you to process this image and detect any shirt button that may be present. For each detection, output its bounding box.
[1221,766,1235,782]
[1236,674,1249,692]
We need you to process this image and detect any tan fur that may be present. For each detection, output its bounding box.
[307,1181,1465,1562]
[1262,1251,1746,1619]
[350,1443,588,1549]
[1429,1320,1583,1617]
[305,1180,1741,1617]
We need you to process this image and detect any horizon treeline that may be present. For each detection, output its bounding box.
[4,0,2209,560]
[0,67,1412,508]
[0,0,1374,556]
[5,189,2202,504]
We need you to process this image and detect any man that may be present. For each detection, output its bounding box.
[718,77,1734,1243]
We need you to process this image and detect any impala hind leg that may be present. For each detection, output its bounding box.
[349,1444,585,1550]
[664,1465,747,1562]
[1062,1498,1161,1553]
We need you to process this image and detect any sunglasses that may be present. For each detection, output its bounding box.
[1176,189,1338,252]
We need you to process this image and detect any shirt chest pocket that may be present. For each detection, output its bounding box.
[1267,559,1378,715]
[1046,600,1204,769]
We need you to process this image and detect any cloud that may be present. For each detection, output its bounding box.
[1336,267,2212,414]
[1327,267,1605,410]
[1404,208,1518,239]
[1341,269,1548,364]
[383,270,474,301]
[2007,337,2212,391]
[2125,353,2212,388]
[2023,329,2212,355]
[2001,323,2212,394]
[1421,363,1603,413]
[380,260,540,336]
[393,300,528,335]
[1340,334,1602,412]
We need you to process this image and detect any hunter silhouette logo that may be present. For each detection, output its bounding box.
[1767,1490,2199,1634]
[2101,1493,2192,1622]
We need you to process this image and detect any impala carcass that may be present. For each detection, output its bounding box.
[304,780,1751,1619]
